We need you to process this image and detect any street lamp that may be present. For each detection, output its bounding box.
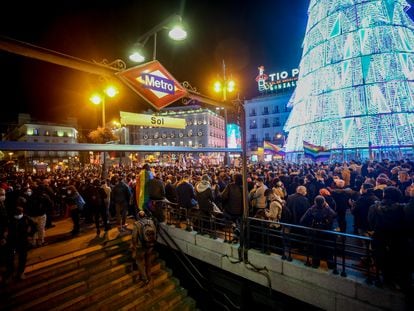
[214,60,236,102]
[276,133,286,147]
[214,60,236,166]
[89,85,118,127]
[129,14,187,63]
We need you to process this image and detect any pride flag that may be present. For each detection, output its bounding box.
[136,169,153,211]
[263,141,285,156]
[303,141,331,162]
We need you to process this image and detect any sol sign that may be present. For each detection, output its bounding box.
[116,60,187,110]
[120,111,186,129]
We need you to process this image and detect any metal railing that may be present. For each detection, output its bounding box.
[161,204,377,284]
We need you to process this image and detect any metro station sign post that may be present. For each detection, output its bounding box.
[116,60,187,110]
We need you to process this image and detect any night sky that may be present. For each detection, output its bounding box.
[0,0,308,132]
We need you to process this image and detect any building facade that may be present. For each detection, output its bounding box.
[3,114,79,172]
[244,93,292,161]
[127,105,225,164]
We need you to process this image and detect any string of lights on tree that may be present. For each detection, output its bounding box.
[284,0,414,153]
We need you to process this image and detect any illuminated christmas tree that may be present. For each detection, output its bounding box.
[284,0,414,155]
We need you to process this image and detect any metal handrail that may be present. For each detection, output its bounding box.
[156,211,240,310]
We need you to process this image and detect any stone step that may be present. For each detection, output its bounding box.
[170,296,198,311]
[118,276,180,311]
[13,261,135,311]
[51,261,166,311]
[7,238,131,293]
[84,267,172,311]
[141,286,188,311]
[9,252,130,305]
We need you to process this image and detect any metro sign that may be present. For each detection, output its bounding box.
[116,60,187,110]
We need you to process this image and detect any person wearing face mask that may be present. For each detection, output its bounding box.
[5,206,37,281]
[248,178,268,217]
[25,187,49,247]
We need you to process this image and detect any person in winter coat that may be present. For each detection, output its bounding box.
[249,178,268,217]
[195,174,214,233]
[351,183,379,238]
[6,206,37,280]
[368,186,410,292]
[264,188,284,229]
[176,175,197,210]
[221,173,243,242]
[65,185,85,236]
[112,176,132,232]
[283,186,310,225]
[85,179,109,237]
[300,195,337,268]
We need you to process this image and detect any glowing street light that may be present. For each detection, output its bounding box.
[129,14,187,63]
[89,85,118,127]
[214,60,235,102]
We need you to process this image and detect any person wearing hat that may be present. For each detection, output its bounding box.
[195,174,215,234]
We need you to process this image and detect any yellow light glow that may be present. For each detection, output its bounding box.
[227,80,235,92]
[90,94,102,105]
[105,86,118,98]
[214,81,222,92]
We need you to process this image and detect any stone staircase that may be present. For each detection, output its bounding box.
[0,234,196,311]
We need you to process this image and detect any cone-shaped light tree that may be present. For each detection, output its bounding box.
[284,0,414,154]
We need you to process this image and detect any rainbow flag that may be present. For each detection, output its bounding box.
[136,169,153,211]
[303,141,331,162]
[263,141,285,156]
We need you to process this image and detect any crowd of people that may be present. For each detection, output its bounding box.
[0,158,413,293]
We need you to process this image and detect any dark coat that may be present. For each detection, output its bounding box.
[165,182,177,203]
[148,178,165,200]
[8,215,36,250]
[176,181,196,210]
[111,181,130,205]
[195,181,214,215]
[300,204,337,230]
[284,193,310,224]
[221,182,243,217]
[352,190,378,231]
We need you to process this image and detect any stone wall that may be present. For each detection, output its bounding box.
[158,223,406,311]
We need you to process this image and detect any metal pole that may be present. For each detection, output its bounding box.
[102,96,106,127]
[238,100,250,263]
[224,108,230,166]
[102,96,107,178]
[153,32,157,60]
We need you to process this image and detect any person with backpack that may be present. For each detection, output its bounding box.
[131,210,156,286]
[300,195,337,268]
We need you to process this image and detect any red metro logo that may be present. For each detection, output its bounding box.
[116,60,187,110]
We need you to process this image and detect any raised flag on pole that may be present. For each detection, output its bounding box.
[263,141,285,157]
[303,141,331,162]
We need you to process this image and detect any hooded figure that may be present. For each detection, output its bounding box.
[195,175,214,233]
[195,175,214,215]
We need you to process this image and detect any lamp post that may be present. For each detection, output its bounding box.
[89,85,118,127]
[214,60,235,166]
[129,14,187,63]
[89,86,118,178]
[276,133,286,147]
